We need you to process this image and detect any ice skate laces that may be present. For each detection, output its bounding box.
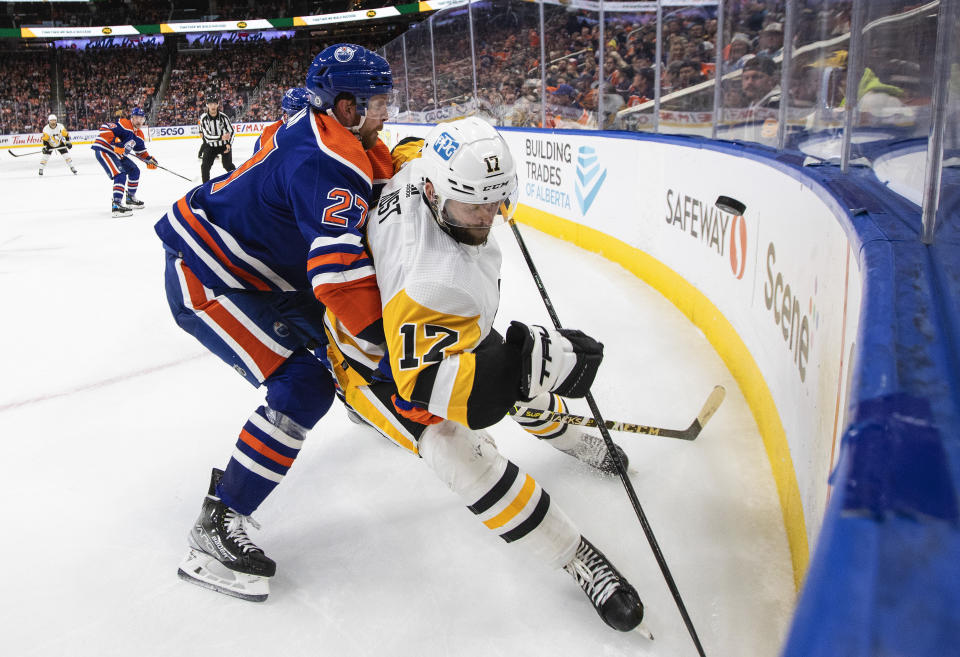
[223,509,262,553]
[564,540,620,607]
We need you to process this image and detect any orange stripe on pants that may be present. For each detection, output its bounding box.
[177,260,287,381]
[176,197,271,291]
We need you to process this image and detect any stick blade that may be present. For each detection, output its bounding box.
[696,385,726,429]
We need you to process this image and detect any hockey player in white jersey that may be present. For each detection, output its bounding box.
[323,117,645,633]
[39,114,77,176]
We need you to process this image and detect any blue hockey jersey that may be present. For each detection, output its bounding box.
[91,118,151,159]
[155,107,392,338]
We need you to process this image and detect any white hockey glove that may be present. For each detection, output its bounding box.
[506,321,603,401]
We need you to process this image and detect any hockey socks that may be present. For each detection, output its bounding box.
[419,421,581,569]
[218,406,307,516]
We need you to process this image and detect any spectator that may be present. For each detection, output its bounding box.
[724,33,753,73]
[740,55,780,109]
[756,22,784,59]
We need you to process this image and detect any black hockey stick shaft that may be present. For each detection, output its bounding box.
[7,149,44,157]
[154,164,192,181]
[508,219,707,657]
[510,385,725,440]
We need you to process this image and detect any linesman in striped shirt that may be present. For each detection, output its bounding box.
[198,96,236,182]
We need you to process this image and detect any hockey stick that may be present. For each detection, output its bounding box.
[509,385,725,440]
[508,218,707,657]
[7,149,44,158]
[153,163,193,181]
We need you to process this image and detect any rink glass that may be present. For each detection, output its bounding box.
[376,0,955,242]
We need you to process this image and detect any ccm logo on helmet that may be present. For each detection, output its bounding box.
[334,46,356,62]
[433,133,460,160]
[482,180,510,191]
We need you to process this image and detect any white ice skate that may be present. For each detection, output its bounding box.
[177,468,276,602]
[177,548,270,602]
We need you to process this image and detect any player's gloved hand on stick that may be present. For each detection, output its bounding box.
[145,156,158,169]
[113,145,126,155]
[65,141,72,149]
[506,320,604,401]
[42,145,52,154]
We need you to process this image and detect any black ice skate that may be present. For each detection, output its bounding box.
[564,537,651,636]
[38,168,43,176]
[550,427,630,475]
[125,196,144,209]
[177,468,275,602]
[111,203,132,218]
[71,167,78,175]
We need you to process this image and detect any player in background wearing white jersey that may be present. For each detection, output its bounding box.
[323,117,645,633]
[39,114,77,176]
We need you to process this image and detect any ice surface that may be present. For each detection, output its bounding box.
[0,136,794,657]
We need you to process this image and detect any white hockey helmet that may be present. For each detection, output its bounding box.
[418,116,518,243]
[47,114,57,123]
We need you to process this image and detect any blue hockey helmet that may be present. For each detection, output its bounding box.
[305,44,393,113]
[281,87,311,116]
[130,107,145,117]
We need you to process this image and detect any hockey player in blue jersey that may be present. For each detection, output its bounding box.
[92,107,158,217]
[156,44,395,601]
[253,86,311,154]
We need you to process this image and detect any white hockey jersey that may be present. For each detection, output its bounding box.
[324,157,523,432]
[42,124,70,148]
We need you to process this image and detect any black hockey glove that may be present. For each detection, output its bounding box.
[505,320,603,401]
[65,141,73,150]
[42,145,52,154]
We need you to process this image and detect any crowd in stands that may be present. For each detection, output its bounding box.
[156,39,296,126]
[0,52,52,135]
[245,39,314,121]
[390,2,862,130]
[2,1,169,29]
[0,0,929,139]
[0,0,360,28]
[61,45,166,129]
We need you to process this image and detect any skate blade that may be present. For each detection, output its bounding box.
[177,548,270,602]
[634,621,654,640]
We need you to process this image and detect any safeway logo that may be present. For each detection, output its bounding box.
[729,214,747,280]
[575,145,606,214]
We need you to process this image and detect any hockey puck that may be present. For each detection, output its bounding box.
[715,195,746,215]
